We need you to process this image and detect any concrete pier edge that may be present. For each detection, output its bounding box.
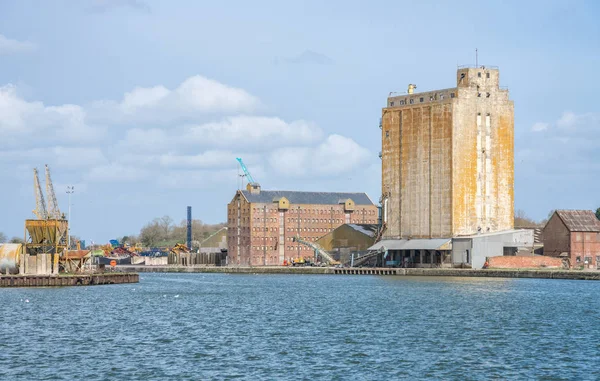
[118,266,600,281]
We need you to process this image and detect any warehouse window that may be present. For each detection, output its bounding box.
[399,100,405,105]
[390,101,395,106]
[478,72,481,78]
[450,92,455,98]
[486,73,490,78]
[409,99,414,104]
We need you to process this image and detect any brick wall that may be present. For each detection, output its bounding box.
[488,256,563,269]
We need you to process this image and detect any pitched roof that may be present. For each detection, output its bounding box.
[347,224,379,238]
[556,210,600,232]
[240,190,374,205]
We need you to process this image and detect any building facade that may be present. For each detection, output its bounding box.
[380,66,514,239]
[543,210,600,269]
[227,185,378,266]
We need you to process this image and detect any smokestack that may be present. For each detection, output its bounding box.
[187,206,192,250]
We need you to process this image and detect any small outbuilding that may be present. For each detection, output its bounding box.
[452,230,534,269]
[316,224,379,263]
[543,210,600,269]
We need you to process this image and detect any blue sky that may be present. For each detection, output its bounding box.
[1,0,599,243]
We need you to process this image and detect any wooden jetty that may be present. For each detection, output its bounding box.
[0,273,139,287]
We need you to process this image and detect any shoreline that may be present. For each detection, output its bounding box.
[118,265,600,281]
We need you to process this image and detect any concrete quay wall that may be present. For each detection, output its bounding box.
[0,273,139,287]
[119,265,600,280]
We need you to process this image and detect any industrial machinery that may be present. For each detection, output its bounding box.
[236,157,262,194]
[236,157,257,185]
[292,236,340,265]
[45,164,63,219]
[23,165,70,274]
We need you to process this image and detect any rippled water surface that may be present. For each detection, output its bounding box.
[2,273,600,380]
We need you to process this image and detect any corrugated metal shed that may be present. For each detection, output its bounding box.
[240,190,374,205]
[556,210,600,232]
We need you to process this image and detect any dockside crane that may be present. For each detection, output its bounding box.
[33,168,48,220]
[235,157,257,185]
[45,164,62,219]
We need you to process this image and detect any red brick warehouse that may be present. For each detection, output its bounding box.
[227,183,378,266]
[543,210,600,269]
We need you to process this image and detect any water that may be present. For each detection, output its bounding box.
[1,273,600,380]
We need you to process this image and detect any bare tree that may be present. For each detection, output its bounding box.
[9,237,25,244]
[0,232,6,243]
[140,221,164,247]
[158,216,173,238]
[514,209,539,227]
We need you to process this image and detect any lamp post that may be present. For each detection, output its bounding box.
[66,186,74,248]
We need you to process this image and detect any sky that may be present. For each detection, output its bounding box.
[1,0,599,243]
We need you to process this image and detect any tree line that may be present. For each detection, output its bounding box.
[0,232,24,244]
[118,216,226,248]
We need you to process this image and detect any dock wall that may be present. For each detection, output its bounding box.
[118,265,600,280]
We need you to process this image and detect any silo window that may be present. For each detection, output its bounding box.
[486,73,490,78]
[419,97,424,102]
[399,100,405,105]
[409,99,414,104]
[450,93,455,98]
[385,131,389,137]
[429,95,434,101]
[478,72,481,78]
[440,94,444,100]
[390,101,395,106]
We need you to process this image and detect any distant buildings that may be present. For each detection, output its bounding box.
[227,184,378,266]
[543,210,600,269]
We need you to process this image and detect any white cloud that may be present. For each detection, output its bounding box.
[85,164,151,183]
[91,75,262,125]
[159,151,246,169]
[184,116,322,149]
[115,116,322,153]
[531,122,548,132]
[0,85,105,147]
[0,75,372,195]
[0,147,107,170]
[0,34,36,55]
[269,134,371,176]
[156,169,239,190]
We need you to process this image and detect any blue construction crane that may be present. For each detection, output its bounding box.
[236,157,257,185]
